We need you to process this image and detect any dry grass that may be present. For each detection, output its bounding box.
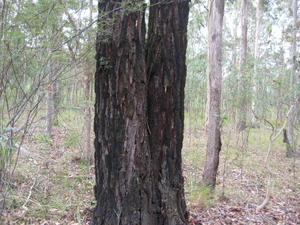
[2,115,300,224]
[184,125,300,224]
[2,125,94,225]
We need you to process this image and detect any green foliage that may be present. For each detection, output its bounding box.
[186,180,214,208]
[0,129,16,167]
[35,135,53,145]
[220,116,230,127]
[64,132,80,148]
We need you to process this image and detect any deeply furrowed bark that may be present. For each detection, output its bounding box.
[93,1,153,224]
[94,0,190,224]
[146,0,189,224]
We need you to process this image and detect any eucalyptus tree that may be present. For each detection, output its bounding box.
[221,0,240,122]
[253,0,262,117]
[146,0,190,223]
[93,2,153,223]
[237,0,249,131]
[285,0,299,157]
[93,0,189,224]
[202,0,225,188]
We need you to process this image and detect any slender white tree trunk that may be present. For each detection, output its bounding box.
[203,0,225,188]
[253,0,262,118]
[233,1,239,123]
[237,0,248,132]
[286,0,298,157]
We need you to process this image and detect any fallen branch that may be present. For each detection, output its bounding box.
[256,176,274,213]
[256,186,270,212]
[21,177,37,210]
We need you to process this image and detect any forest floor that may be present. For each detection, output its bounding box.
[1,116,300,224]
[184,127,300,225]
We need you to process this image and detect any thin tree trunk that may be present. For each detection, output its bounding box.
[93,1,154,224]
[146,0,189,224]
[53,79,59,125]
[232,0,239,124]
[237,0,248,132]
[83,0,94,163]
[83,65,92,162]
[0,0,7,98]
[286,0,298,157]
[253,0,262,118]
[202,0,224,188]
[46,73,54,136]
[277,47,285,123]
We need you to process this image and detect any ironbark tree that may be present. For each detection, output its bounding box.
[93,0,190,224]
[93,1,153,224]
[146,0,190,223]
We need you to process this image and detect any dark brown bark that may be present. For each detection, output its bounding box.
[94,0,190,224]
[93,1,153,224]
[146,0,189,224]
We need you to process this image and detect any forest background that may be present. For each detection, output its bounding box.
[0,0,299,224]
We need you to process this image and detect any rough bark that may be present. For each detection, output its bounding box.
[93,1,153,224]
[94,0,190,224]
[237,0,249,132]
[93,0,155,225]
[202,0,224,188]
[146,0,189,224]
[286,0,298,157]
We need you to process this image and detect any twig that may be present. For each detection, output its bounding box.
[256,178,272,212]
[252,105,294,213]
[21,177,37,210]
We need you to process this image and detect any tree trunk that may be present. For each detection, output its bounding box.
[286,0,298,157]
[232,1,239,123]
[83,0,94,163]
[237,0,249,132]
[53,79,59,126]
[46,73,54,137]
[253,0,262,119]
[202,0,224,188]
[93,1,154,224]
[83,65,92,163]
[146,0,189,224]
